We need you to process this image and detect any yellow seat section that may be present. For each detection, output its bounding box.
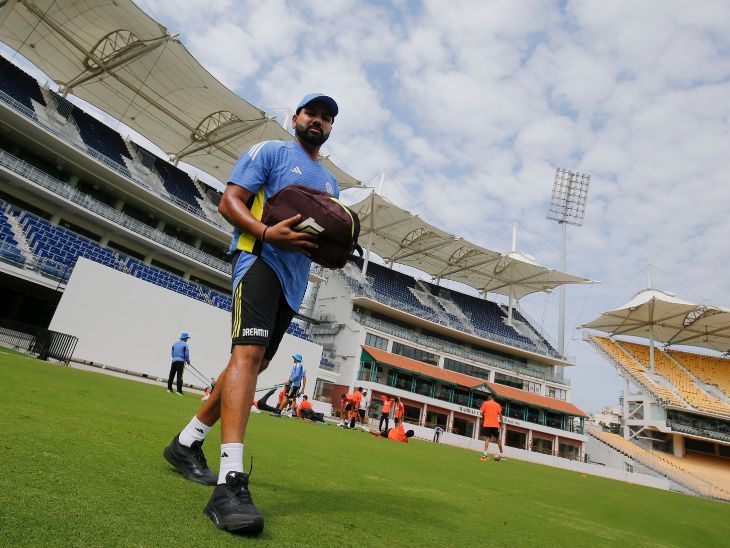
[619,341,730,418]
[668,349,730,400]
[588,428,730,501]
[590,336,687,408]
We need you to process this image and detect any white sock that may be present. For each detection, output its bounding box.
[178,416,211,447]
[218,443,244,485]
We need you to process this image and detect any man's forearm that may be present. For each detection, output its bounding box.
[219,186,266,240]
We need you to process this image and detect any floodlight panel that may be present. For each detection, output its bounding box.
[547,168,591,226]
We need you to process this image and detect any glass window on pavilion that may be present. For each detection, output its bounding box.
[526,407,541,424]
[452,416,475,438]
[506,402,526,420]
[394,371,415,391]
[414,378,433,396]
[435,384,452,403]
[360,361,377,382]
[453,388,470,406]
[425,410,448,428]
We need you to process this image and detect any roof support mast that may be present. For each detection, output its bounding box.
[362,186,379,276]
[508,223,517,326]
[647,264,656,373]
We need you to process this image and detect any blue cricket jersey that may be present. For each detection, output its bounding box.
[228,140,339,311]
[171,340,190,364]
[289,363,306,387]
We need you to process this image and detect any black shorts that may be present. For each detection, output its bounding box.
[286,386,301,399]
[358,409,366,419]
[483,427,500,439]
[345,402,354,412]
[231,255,295,361]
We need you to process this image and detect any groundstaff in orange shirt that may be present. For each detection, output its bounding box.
[369,418,414,443]
[347,387,364,429]
[479,393,504,461]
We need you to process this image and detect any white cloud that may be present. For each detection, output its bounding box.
[125,0,730,412]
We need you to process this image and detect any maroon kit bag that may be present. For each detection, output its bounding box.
[261,185,362,269]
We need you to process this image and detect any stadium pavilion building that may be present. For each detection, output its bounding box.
[307,258,591,459]
[0,0,593,463]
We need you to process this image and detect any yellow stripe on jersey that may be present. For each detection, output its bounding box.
[232,281,243,338]
[236,187,266,252]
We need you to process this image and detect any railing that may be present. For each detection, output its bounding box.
[340,268,570,362]
[0,238,72,282]
[666,420,730,443]
[0,207,234,312]
[354,311,570,385]
[0,319,78,365]
[0,151,231,274]
[0,90,226,230]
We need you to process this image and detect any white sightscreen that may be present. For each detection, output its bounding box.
[49,258,323,395]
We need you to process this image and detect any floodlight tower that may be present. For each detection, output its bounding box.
[546,168,591,362]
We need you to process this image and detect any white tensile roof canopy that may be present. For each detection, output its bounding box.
[351,193,591,300]
[582,288,730,353]
[0,0,591,303]
[0,0,362,190]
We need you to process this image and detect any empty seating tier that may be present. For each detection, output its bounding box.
[619,340,730,417]
[153,157,205,216]
[0,55,46,109]
[341,261,560,358]
[589,336,689,409]
[667,349,730,400]
[70,107,131,166]
[0,207,24,265]
[0,55,221,225]
[588,428,730,501]
[10,206,312,342]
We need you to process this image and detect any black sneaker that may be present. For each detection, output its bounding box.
[204,472,264,534]
[163,435,217,486]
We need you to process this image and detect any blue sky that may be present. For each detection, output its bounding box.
[8,0,730,412]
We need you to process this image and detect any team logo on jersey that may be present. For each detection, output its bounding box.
[326,182,334,194]
[291,166,302,175]
[294,217,325,235]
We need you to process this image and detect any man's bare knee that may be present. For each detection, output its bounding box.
[230,345,266,372]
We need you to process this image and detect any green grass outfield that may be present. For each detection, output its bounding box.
[1,349,728,547]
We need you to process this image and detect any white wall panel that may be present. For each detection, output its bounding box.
[50,258,322,396]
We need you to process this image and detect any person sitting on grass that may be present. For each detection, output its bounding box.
[369,418,414,443]
[296,395,313,417]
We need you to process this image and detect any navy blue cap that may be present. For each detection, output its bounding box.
[296,93,338,118]
[180,332,190,339]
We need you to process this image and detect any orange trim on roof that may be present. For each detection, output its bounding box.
[361,346,487,389]
[485,382,589,417]
[361,345,588,417]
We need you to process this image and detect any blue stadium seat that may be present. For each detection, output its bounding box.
[71,107,131,165]
[0,208,24,265]
[0,55,46,109]
[152,157,205,215]
[343,260,556,356]
[13,204,234,310]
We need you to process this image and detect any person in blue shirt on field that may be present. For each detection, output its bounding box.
[273,354,307,415]
[167,332,191,395]
[163,93,340,536]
